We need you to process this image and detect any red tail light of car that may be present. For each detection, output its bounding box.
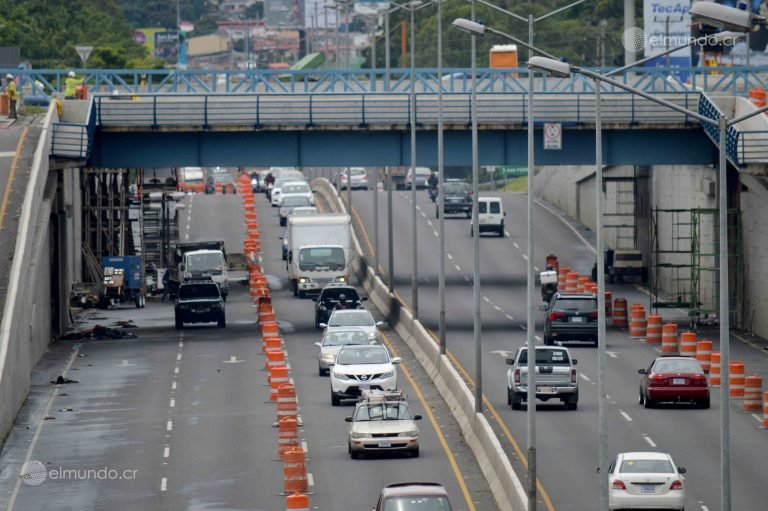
[549,312,566,321]
[691,374,708,386]
[649,374,667,386]
[588,312,598,320]
[669,480,684,491]
[571,368,577,385]
[611,480,627,490]
[514,368,521,385]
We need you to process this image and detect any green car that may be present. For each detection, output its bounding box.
[174,279,226,329]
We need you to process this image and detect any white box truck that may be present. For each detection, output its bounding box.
[287,214,352,297]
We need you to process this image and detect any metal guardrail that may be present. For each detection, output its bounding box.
[51,98,97,159]
[93,92,701,128]
[5,66,768,96]
[734,130,768,164]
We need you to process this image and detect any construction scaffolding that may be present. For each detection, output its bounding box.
[650,207,740,327]
[602,175,638,250]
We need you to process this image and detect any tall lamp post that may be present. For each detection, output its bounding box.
[435,0,446,354]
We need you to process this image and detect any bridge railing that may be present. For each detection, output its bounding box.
[734,130,768,164]
[93,91,701,128]
[5,66,768,96]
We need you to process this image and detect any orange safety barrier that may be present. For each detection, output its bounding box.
[646,315,663,344]
[710,351,721,386]
[260,311,277,324]
[286,491,310,510]
[604,291,612,317]
[628,306,647,339]
[696,340,713,371]
[258,296,273,313]
[661,323,679,355]
[546,254,559,273]
[748,88,767,108]
[269,366,290,401]
[266,349,287,371]
[680,331,697,357]
[277,383,299,422]
[263,336,284,354]
[283,448,308,494]
[558,267,569,290]
[576,276,589,294]
[612,298,628,328]
[245,211,258,221]
[743,375,763,412]
[215,182,224,194]
[729,362,745,398]
[278,417,300,458]
[565,272,578,293]
[763,391,768,428]
[261,320,279,336]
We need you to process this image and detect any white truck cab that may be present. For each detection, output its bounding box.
[473,197,505,237]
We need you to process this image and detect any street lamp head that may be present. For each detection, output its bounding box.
[527,56,571,78]
[690,2,764,32]
[451,18,486,37]
[708,30,747,44]
[407,0,424,7]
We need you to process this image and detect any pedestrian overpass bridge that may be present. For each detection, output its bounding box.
[39,67,768,170]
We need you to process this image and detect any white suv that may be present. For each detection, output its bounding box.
[330,345,400,406]
[472,197,505,237]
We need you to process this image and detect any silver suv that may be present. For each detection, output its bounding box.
[505,346,578,410]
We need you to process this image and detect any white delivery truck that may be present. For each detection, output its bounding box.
[287,214,352,298]
[169,241,229,300]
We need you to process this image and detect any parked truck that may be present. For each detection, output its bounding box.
[286,214,352,298]
[101,256,146,308]
[381,166,408,191]
[168,241,229,300]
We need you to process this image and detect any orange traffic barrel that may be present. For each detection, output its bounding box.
[680,331,697,357]
[763,392,768,428]
[286,491,310,510]
[266,349,287,371]
[661,323,678,354]
[565,272,578,293]
[258,296,273,313]
[604,291,612,317]
[546,254,559,273]
[729,362,745,398]
[278,417,300,458]
[215,182,223,194]
[576,276,589,294]
[696,340,713,371]
[629,306,647,339]
[558,267,569,290]
[710,351,721,386]
[269,366,289,400]
[259,311,277,324]
[743,375,763,411]
[646,315,663,344]
[263,336,284,354]
[283,448,308,494]
[612,298,627,328]
[277,383,299,421]
[261,320,279,336]
[748,88,767,108]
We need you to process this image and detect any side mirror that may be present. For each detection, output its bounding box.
[413,414,422,420]
[314,342,322,347]
[361,296,369,301]
[345,417,353,422]
[369,339,378,345]
[637,369,646,375]
[391,357,402,365]
[596,467,600,473]
[179,264,185,272]
[538,304,549,311]
[376,321,385,327]
[678,467,686,474]
[572,359,577,365]
[505,358,514,365]
[318,323,327,328]
[311,297,318,302]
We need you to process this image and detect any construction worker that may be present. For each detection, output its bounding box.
[64,71,83,100]
[5,74,17,119]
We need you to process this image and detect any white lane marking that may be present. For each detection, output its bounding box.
[701,505,710,511]
[513,242,520,249]
[534,266,540,272]
[619,410,633,422]
[427,220,433,227]
[307,472,315,488]
[579,374,591,382]
[522,254,528,261]
[176,353,182,361]
[607,351,618,359]
[160,478,167,492]
[520,325,527,330]
[493,305,502,311]
[118,360,135,367]
[447,254,453,260]
[185,233,189,240]
[169,399,176,408]
[643,435,657,448]
[464,276,471,282]
[505,314,515,320]
[164,447,170,458]
[490,350,514,358]
[505,231,511,237]
[534,335,542,342]
[171,381,177,390]
[302,440,309,453]
[433,230,439,237]
[751,413,763,423]
[455,264,461,271]
[654,347,662,354]
[421,211,427,218]
[167,420,173,431]
[483,296,491,303]
[179,341,184,348]
[0,151,17,158]
[223,356,245,364]
[174,367,179,374]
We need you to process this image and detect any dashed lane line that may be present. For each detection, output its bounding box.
[643,435,657,448]
[619,410,633,422]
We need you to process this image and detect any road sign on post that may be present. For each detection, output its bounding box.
[544,123,562,150]
[75,46,93,68]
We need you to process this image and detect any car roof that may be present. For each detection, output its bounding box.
[330,309,371,316]
[554,293,596,299]
[516,345,571,353]
[618,451,672,461]
[381,482,449,498]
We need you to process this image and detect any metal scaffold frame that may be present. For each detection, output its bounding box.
[650,207,740,327]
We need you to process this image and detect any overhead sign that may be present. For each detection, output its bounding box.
[74,45,93,65]
[642,0,691,58]
[543,123,562,150]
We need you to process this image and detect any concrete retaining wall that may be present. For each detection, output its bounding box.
[0,106,57,443]
[313,178,527,511]
[739,174,768,336]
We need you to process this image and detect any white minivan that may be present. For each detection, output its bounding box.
[472,197,505,237]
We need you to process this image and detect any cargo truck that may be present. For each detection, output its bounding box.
[286,214,352,298]
[169,241,229,300]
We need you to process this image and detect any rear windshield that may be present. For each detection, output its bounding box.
[355,402,412,421]
[179,284,220,299]
[444,183,469,194]
[283,183,310,194]
[554,297,597,312]
[615,252,643,261]
[619,459,674,474]
[518,349,571,365]
[329,311,374,327]
[490,201,501,214]
[652,359,702,373]
[320,288,360,302]
[323,330,369,346]
[479,202,487,214]
[298,247,345,271]
[383,497,451,511]
[282,196,310,207]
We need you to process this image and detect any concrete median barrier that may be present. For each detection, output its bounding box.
[312,177,526,511]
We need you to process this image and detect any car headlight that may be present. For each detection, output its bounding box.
[336,276,347,282]
[321,353,336,363]
[334,371,351,381]
[367,332,377,339]
[400,430,418,437]
[299,277,308,283]
[350,431,365,439]
[318,305,326,311]
[380,370,394,379]
[251,178,257,185]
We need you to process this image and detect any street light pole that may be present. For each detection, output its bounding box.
[385,10,391,91]
[387,168,394,293]
[436,0,446,355]
[409,2,419,320]
[373,166,379,274]
[470,0,482,415]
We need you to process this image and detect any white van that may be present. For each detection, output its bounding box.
[472,197,505,237]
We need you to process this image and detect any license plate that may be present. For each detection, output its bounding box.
[360,384,370,391]
[672,378,686,385]
[378,441,392,448]
[537,387,555,393]
[571,317,584,323]
[197,307,210,312]
[640,485,656,494]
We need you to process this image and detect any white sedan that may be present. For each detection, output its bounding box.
[319,309,383,342]
[608,451,686,510]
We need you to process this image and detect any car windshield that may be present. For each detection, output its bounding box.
[321,288,360,304]
[298,247,345,271]
[518,349,571,365]
[283,183,310,194]
[619,458,675,474]
[186,253,226,272]
[355,402,412,421]
[653,359,702,373]
[329,311,374,327]
[323,330,369,346]
[291,208,318,216]
[383,496,451,511]
[282,196,310,207]
[444,183,469,194]
[212,174,235,183]
[337,347,389,365]
[351,168,366,176]
[554,298,597,312]
[178,284,220,299]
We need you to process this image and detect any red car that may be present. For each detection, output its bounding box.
[638,356,710,409]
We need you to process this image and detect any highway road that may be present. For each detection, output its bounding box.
[349,184,768,511]
[0,192,498,511]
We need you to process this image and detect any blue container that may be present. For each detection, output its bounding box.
[102,256,142,290]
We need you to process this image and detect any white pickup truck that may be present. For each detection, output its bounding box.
[505,346,579,410]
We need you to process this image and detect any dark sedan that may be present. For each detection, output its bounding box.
[638,356,710,408]
[540,292,598,346]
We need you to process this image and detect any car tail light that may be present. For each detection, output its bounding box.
[691,374,707,385]
[514,368,521,385]
[549,312,566,321]
[571,369,577,385]
[669,480,683,491]
[650,374,666,386]
[588,312,598,320]
[611,480,626,490]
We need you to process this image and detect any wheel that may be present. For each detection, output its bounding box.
[564,392,579,410]
[470,227,474,237]
[319,365,327,377]
[410,447,420,458]
[175,315,183,330]
[543,335,552,346]
[292,281,298,297]
[643,394,654,409]
[435,209,440,219]
[298,290,306,299]
[217,314,226,328]
[135,295,141,308]
[466,211,472,219]
[566,401,578,410]
[331,391,341,406]
[498,227,504,237]
[509,390,522,410]
[638,389,645,406]
[349,446,359,459]
[282,251,287,261]
[280,218,286,227]
[699,395,710,409]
